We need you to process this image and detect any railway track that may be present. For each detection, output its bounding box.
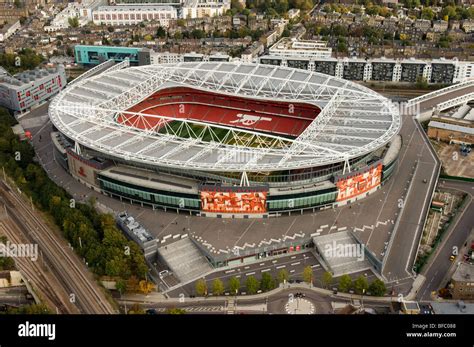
[0,180,116,314]
[0,220,74,313]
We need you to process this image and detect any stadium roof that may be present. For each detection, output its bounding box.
[49,62,401,172]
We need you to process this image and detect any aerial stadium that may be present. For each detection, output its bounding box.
[49,61,402,217]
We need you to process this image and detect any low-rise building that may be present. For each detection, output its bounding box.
[44,0,107,32]
[93,5,177,27]
[451,263,474,300]
[427,106,474,145]
[0,20,20,42]
[268,37,332,60]
[432,20,448,33]
[288,8,300,20]
[182,0,231,19]
[414,19,432,32]
[241,41,264,63]
[0,65,67,113]
[461,19,474,33]
[74,44,145,65]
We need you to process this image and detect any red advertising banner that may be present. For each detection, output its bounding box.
[336,164,382,201]
[200,191,267,213]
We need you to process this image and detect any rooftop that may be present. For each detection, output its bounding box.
[452,262,474,283]
[430,301,474,314]
[49,62,400,172]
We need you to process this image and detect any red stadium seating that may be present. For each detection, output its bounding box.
[119,87,320,137]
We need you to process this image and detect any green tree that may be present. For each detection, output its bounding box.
[191,29,205,39]
[302,266,313,284]
[354,275,369,295]
[368,279,386,296]
[277,269,289,284]
[415,76,429,89]
[260,272,276,292]
[228,276,240,294]
[245,275,260,294]
[421,7,435,20]
[68,17,79,28]
[322,271,333,289]
[338,274,352,292]
[156,26,166,38]
[195,278,208,296]
[212,278,225,296]
[116,278,127,295]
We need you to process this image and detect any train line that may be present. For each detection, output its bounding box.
[0,180,116,314]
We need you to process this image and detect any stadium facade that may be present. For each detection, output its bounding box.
[49,61,402,218]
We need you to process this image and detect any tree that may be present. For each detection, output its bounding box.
[138,280,155,294]
[195,278,208,296]
[415,76,429,89]
[156,26,166,39]
[302,266,313,284]
[277,269,289,284]
[68,17,79,28]
[368,279,386,296]
[421,7,435,20]
[322,271,333,289]
[245,276,260,294]
[212,278,225,296]
[260,272,276,292]
[338,274,352,292]
[354,275,369,295]
[116,278,126,295]
[228,276,240,294]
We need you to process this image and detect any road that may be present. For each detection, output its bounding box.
[416,179,474,301]
[165,251,378,298]
[382,115,439,285]
[120,284,398,314]
[416,82,474,113]
[0,179,116,314]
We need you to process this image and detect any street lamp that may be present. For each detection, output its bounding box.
[361,288,365,311]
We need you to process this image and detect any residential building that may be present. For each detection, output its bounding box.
[182,0,231,19]
[0,20,20,42]
[0,65,67,113]
[92,5,177,27]
[451,263,474,300]
[268,38,332,60]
